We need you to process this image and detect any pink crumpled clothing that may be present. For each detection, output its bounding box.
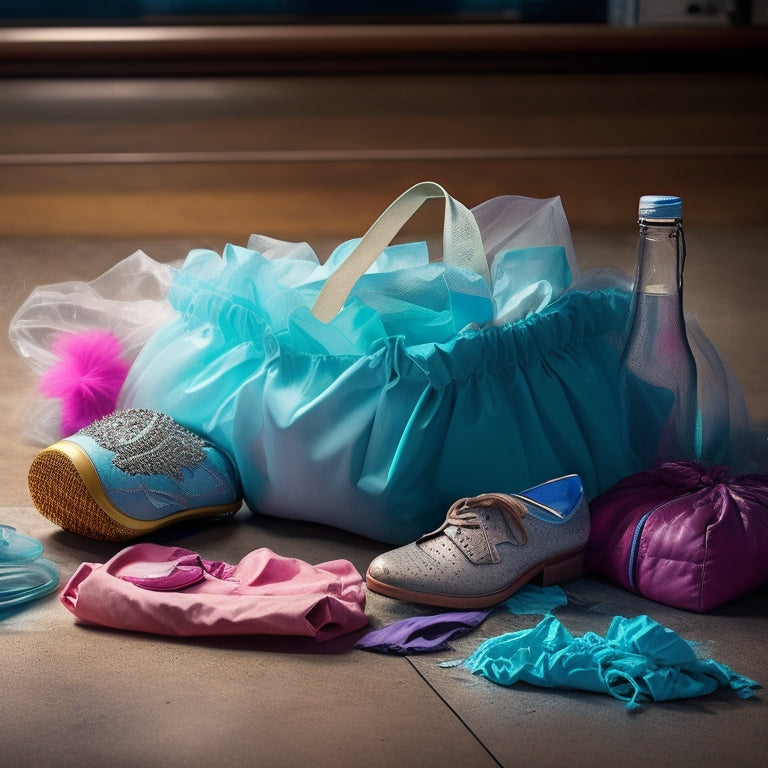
[60,543,368,642]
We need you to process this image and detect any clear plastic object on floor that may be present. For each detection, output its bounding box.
[0,525,59,611]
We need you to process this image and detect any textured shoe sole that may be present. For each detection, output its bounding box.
[28,441,241,541]
[365,548,585,610]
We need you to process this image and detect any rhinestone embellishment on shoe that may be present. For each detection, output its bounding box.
[80,409,207,480]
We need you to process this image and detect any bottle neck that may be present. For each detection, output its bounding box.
[634,218,686,296]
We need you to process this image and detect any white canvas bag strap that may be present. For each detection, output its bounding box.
[311,181,490,323]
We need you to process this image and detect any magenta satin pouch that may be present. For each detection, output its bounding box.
[60,543,368,641]
[585,461,768,612]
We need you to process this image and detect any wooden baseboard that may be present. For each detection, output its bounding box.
[1,154,765,239]
[1,70,765,236]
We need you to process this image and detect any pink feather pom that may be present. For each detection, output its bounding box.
[39,331,131,436]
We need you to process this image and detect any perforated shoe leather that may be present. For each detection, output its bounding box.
[365,474,588,609]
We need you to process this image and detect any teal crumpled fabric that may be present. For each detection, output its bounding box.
[454,614,760,710]
[502,584,568,615]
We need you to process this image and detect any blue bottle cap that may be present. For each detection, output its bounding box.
[638,195,682,219]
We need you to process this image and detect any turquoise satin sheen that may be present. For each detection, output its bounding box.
[122,233,634,543]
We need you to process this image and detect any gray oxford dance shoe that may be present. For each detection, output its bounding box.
[365,474,589,609]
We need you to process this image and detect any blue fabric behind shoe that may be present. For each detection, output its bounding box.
[501,584,568,614]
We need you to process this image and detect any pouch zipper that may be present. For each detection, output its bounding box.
[626,491,695,593]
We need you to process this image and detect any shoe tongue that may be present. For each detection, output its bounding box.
[442,523,494,564]
[442,508,520,564]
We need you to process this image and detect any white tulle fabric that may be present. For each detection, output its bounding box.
[9,251,179,445]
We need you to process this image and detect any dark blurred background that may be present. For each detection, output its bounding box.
[0,1,637,25]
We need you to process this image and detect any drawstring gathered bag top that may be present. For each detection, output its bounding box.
[586,461,768,612]
[11,182,756,545]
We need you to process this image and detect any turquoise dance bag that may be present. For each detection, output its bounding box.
[121,182,749,544]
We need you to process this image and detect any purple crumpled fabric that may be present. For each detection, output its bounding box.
[354,608,494,655]
[356,584,568,655]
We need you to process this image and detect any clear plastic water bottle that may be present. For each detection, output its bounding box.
[619,195,699,468]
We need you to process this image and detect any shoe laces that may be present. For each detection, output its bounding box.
[445,493,529,545]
